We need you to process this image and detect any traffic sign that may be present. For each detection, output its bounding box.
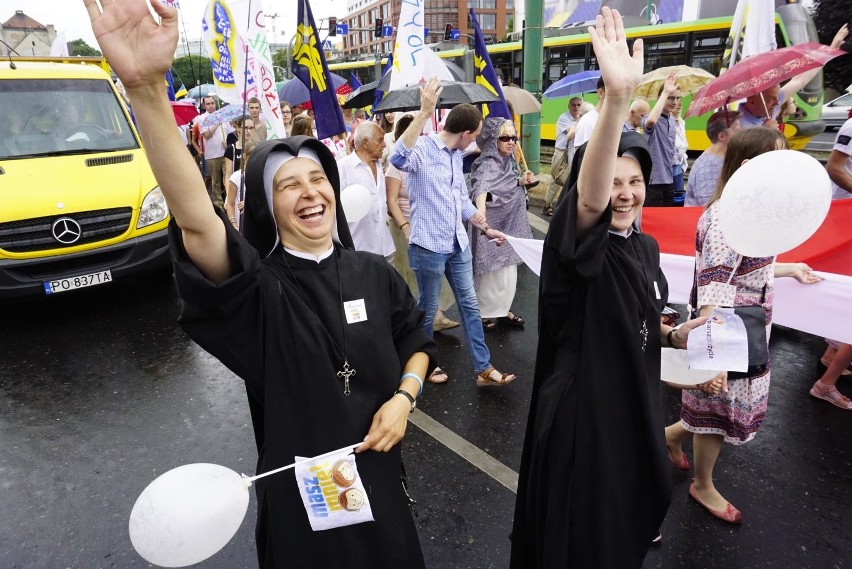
[382,24,393,38]
[322,39,334,51]
[336,23,348,35]
[449,29,461,41]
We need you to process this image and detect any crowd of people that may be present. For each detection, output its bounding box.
[86,0,848,567]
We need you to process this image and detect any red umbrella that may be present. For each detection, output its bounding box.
[685,42,846,117]
[170,101,198,126]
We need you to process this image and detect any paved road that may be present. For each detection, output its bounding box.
[0,218,849,568]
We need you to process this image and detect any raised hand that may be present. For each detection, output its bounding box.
[419,77,443,116]
[587,7,643,98]
[83,0,179,90]
[831,23,849,49]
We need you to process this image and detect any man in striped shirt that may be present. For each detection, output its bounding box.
[391,79,517,386]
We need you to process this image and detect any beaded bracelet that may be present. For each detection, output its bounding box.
[400,372,424,397]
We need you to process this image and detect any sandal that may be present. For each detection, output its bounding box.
[476,367,516,387]
[502,312,525,327]
[427,367,449,384]
[810,380,852,410]
[433,315,460,332]
[482,318,498,331]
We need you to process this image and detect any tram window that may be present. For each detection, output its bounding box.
[690,54,721,76]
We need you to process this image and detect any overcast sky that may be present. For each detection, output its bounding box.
[14,0,341,49]
[14,0,814,51]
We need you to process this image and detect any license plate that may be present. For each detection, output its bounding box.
[43,270,112,295]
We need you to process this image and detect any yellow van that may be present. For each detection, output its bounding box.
[0,58,170,299]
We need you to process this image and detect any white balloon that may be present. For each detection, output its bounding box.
[717,150,831,257]
[340,184,372,222]
[129,463,250,568]
[660,348,722,386]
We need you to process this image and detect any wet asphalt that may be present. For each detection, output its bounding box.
[0,221,849,569]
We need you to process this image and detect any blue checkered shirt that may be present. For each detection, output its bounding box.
[390,133,478,254]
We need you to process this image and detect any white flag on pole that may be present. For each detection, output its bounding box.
[50,32,68,57]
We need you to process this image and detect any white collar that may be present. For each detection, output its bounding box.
[283,245,335,263]
[608,227,634,239]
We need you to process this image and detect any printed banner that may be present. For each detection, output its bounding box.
[390,0,426,90]
[201,0,285,138]
[295,450,374,531]
[292,0,347,139]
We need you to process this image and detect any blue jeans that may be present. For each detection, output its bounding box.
[408,242,491,374]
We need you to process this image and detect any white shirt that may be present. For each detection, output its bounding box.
[337,152,395,257]
[830,118,852,200]
[199,112,228,160]
[573,108,599,147]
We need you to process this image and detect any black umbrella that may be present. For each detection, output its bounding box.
[342,80,380,109]
[374,81,500,113]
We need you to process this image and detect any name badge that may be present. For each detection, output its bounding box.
[343,299,368,324]
[653,281,661,300]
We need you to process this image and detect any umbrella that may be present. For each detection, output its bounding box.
[343,80,380,109]
[186,84,217,99]
[633,65,716,100]
[502,84,541,115]
[278,73,348,106]
[543,70,601,99]
[276,79,290,94]
[170,101,198,126]
[373,81,500,113]
[686,42,846,117]
[199,103,248,129]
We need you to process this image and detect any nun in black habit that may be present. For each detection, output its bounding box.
[84,5,434,567]
[509,9,707,568]
[168,136,436,567]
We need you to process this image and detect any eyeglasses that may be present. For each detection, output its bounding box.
[666,96,682,102]
[498,135,518,142]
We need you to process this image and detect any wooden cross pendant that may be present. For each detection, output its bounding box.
[337,360,356,396]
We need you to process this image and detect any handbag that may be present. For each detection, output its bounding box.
[727,256,769,379]
[692,255,769,379]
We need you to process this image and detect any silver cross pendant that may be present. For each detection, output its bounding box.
[639,319,648,352]
[337,360,356,396]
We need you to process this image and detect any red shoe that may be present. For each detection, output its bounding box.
[689,481,742,524]
[667,447,690,471]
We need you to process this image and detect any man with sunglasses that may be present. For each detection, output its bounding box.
[641,73,680,206]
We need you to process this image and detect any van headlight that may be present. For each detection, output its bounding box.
[137,187,169,228]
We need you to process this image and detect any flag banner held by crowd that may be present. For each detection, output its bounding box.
[372,53,393,111]
[202,0,284,138]
[292,0,347,139]
[721,0,776,73]
[389,0,425,90]
[294,449,374,531]
[505,236,543,276]
[470,8,511,120]
[165,69,177,101]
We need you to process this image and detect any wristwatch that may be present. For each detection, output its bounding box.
[394,389,416,412]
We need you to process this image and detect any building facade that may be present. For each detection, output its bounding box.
[339,0,514,58]
[0,11,56,57]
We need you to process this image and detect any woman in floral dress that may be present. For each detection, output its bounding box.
[664,127,821,523]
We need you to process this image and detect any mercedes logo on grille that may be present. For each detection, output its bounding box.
[52,217,83,244]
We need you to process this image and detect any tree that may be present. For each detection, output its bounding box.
[811,0,852,93]
[272,47,293,80]
[171,55,213,88]
[68,38,101,57]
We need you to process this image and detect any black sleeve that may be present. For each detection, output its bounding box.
[545,185,613,282]
[168,212,266,383]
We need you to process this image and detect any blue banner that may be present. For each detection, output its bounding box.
[292,0,346,139]
[470,9,511,120]
[371,53,393,114]
[165,69,177,101]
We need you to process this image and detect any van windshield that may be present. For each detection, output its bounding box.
[0,78,140,159]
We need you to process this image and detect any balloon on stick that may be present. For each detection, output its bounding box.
[129,463,249,568]
[340,184,372,222]
[128,444,360,567]
[717,150,831,257]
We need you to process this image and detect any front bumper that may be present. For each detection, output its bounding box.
[0,229,170,300]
